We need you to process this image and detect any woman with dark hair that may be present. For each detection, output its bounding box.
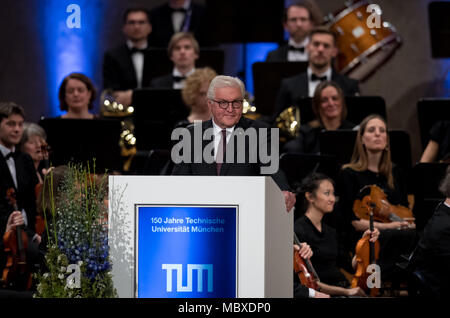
[283,80,356,154]
[295,172,378,297]
[335,114,417,283]
[58,73,97,119]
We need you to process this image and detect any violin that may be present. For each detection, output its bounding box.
[293,232,320,290]
[351,203,380,297]
[353,184,415,226]
[2,188,32,290]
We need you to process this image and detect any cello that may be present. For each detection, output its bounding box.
[2,188,32,290]
[351,201,380,297]
[293,232,320,290]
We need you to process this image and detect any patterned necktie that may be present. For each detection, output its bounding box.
[216,129,227,175]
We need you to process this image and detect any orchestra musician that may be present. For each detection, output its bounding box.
[58,73,98,119]
[335,114,417,285]
[295,172,379,297]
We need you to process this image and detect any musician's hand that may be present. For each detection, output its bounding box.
[5,211,24,233]
[113,89,133,107]
[346,287,367,297]
[362,228,380,242]
[314,291,331,298]
[386,221,411,230]
[297,242,313,260]
[283,191,296,212]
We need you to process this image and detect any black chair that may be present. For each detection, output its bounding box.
[252,61,308,116]
[146,48,225,82]
[296,96,387,126]
[410,162,449,230]
[319,129,412,169]
[417,98,450,150]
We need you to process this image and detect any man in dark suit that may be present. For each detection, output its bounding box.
[102,8,153,107]
[273,27,360,119]
[148,0,210,48]
[266,1,322,62]
[172,75,296,212]
[150,32,199,90]
[0,102,40,288]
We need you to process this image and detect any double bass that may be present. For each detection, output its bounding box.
[293,232,320,290]
[2,188,32,290]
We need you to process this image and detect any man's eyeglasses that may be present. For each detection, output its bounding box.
[211,99,243,109]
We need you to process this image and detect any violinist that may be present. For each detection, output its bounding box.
[335,114,417,283]
[0,102,41,290]
[295,172,379,297]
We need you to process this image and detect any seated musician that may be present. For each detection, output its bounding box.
[420,120,450,163]
[283,80,356,154]
[295,172,379,297]
[0,102,43,291]
[407,165,450,297]
[335,114,417,283]
[58,73,98,119]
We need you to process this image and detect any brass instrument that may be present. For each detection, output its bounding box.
[276,106,301,142]
[242,92,260,120]
[100,89,137,172]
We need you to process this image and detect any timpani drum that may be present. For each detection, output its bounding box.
[326,0,402,81]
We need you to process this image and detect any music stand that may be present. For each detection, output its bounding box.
[428,1,450,58]
[252,62,308,116]
[411,162,449,230]
[146,48,225,82]
[417,98,450,149]
[296,96,387,125]
[204,0,284,43]
[319,130,412,169]
[132,88,189,151]
[39,117,122,172]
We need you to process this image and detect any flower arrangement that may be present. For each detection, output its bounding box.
[34,164,117,298]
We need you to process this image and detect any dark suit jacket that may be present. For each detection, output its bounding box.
[148,2,212,47]
[172,117,291,191]
[150,73,174,89]
[274,70,360,119]
[102,44,153,91]
[266,44,290,62]
[0,152,39,268]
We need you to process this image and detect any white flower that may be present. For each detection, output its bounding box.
[43,273,50,279]
[77,260,83,266]
[60,266,66,272]
[58,273,65,280]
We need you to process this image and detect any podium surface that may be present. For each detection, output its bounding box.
[108,176,293,298]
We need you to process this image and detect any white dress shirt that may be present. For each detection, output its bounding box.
[307,66,332,97]
[287,37,309,62]
[126,40,148,88]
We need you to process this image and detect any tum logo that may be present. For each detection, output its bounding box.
[162,264,213,292]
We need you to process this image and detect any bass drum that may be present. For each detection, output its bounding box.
[326,0,402,81]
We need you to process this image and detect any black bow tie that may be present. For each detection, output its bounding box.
[129,47,146,54]
[288,45,305,53]
[170,7,187,13]
[311,74,327,82]
[173,75,186,83]
[4,151,16,160]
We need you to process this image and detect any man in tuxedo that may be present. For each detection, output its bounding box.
[172,75,296,212]
[0,102,40,287]
[148,0,211,47]
[273,27,360,119]
[150,32,199,90]
[102,8,153,107]
[266,0,322,62]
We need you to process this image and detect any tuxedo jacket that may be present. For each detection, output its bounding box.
[102,44,154,91]
[274,70,360,119]
[171,117,290,191]
[0,152,39,266]
[150,73,174,89]
[266,44,290,62]
[148,2,212,47]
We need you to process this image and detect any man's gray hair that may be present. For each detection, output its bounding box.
[207,75,245,100]
[439,165,450,198]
